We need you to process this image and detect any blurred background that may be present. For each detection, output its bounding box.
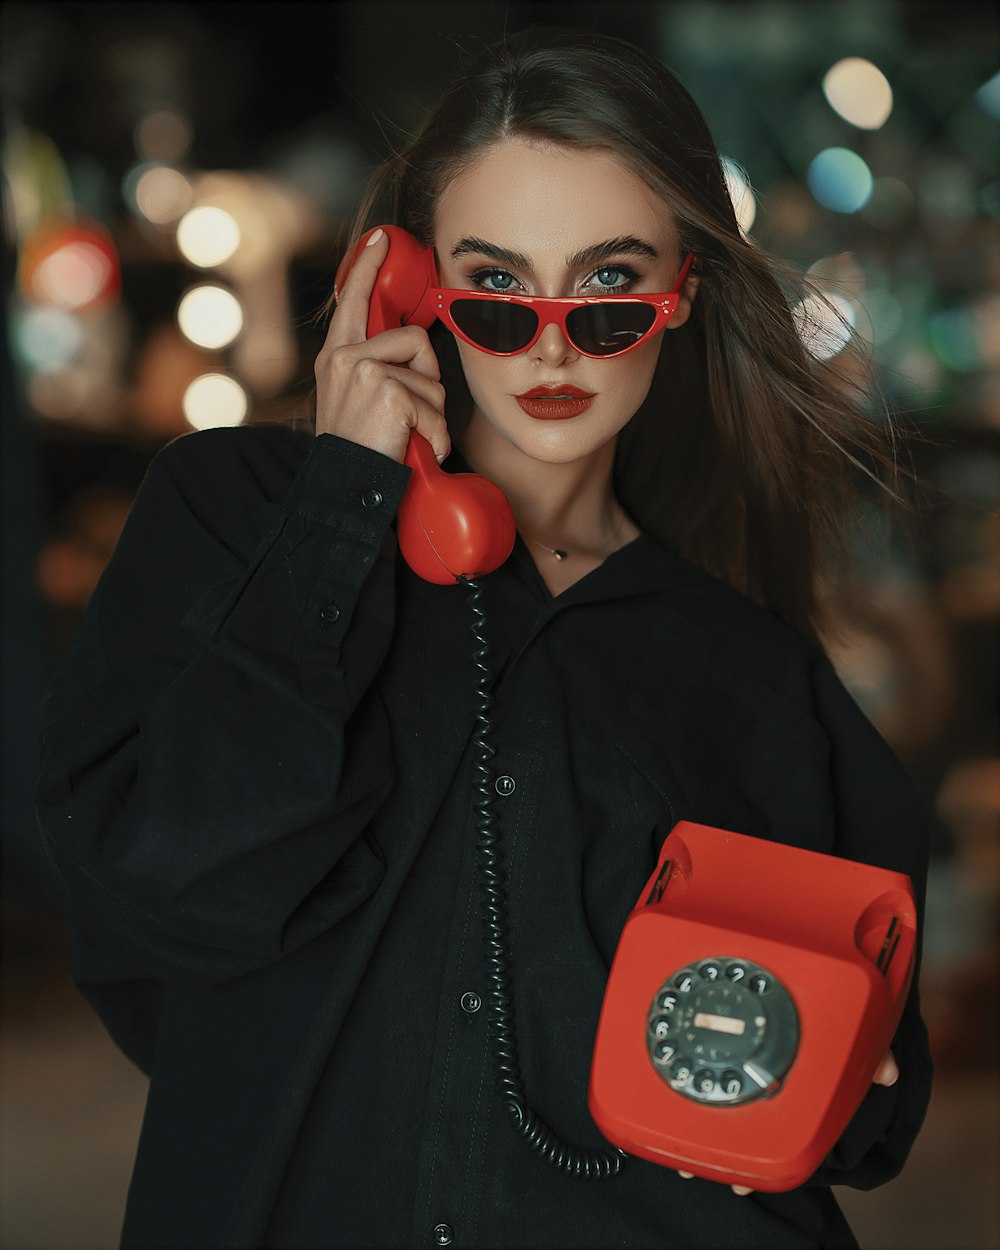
[1,2,997,1247]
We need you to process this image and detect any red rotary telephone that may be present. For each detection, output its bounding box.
[334,225,516,584]
[588,822,917,1191]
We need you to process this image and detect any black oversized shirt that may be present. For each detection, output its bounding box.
[35,423,933,1250]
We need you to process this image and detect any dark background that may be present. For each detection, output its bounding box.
[2,3,998,1246]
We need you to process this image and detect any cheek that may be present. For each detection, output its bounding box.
[604,343,661,411]
[454,339,505,398]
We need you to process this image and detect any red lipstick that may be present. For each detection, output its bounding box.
[514,384,596,420]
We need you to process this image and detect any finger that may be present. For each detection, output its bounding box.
[319,323,441,387]
[411,398,453,464]
[731,1185,754,1196]
[357,376,450,464]
[326,228,390,349]
[320,327,445,400]
[678,1172,694,1180]
[872,1050,899,1086]
[347,360,446,415]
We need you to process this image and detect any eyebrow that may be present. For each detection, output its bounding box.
[450,234,660,271]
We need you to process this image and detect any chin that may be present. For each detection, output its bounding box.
[491,411,621,463]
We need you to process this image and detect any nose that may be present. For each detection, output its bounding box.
[530,320,580,366]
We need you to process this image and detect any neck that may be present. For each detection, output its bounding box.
[456,409,636,556]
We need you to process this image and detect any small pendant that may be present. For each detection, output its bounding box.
[553,549,568,561]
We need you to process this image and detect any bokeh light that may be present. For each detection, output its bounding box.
[3,129,73,239]
[857,289,904,346]
[919,155,978,225]
[176,205,241,268]
[182,373,248,428]
[35,241,113,309]
[128,163,194,225]
[13,306,85,370]
[929,307,984,373]
[721,157,757,234]
[822,58,894,130]
[20,220,121,311]
[792,291,856,360]
[807,148,874,214]
[36,495,132,609]
[861,178,916,230]
[177,285,244,349]
[134,108,194,164]
[974,69,1000,122]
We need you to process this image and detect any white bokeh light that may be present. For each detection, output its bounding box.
[721,157,757,234]
[823,58,894,130]
[792,292,856,360]
[135,165,194,225]
[177,285,244,349]
[176,205,241,268]
[182,373,248,429]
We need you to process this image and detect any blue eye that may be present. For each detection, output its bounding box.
[591,266,637,292]
[469,263,640,294]
[473,268,518,292]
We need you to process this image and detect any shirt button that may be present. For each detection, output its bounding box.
[319,602,340,625]
[432,1224,453,1246]
[362,489,384,509]
[495,775,515,797]
[460,991,482,1015]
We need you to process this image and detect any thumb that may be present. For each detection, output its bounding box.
[872,1049,899,1086]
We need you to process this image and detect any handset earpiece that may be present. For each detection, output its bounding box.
[342,225,515,584]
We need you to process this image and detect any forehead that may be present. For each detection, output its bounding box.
[434,138,672,259]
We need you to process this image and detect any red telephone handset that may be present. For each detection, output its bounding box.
[334,225,516,584]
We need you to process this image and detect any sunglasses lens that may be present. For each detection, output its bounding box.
[566,304,658,356]
[450,299,538,353]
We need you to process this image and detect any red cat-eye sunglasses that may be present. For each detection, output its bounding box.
[430,253,695,359]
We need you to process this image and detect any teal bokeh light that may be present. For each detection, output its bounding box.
[806,148,875,214]
[928,307,982,373]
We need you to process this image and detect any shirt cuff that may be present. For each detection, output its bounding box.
[281,434,412,538]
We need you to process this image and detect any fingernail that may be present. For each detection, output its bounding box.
[365,228,384,248]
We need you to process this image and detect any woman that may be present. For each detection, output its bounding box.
[36,26,931,1250]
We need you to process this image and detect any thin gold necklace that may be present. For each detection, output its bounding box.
[521,510,631,561]
[523,534,570,561]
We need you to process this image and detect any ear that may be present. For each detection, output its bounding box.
[666,270,700,331]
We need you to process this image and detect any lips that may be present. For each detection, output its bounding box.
[516,385,595,400]
[515,383,596,420]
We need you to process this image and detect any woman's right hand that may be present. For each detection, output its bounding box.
[313,227,451,465]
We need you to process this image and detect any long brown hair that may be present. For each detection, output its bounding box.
[310,25,918,648]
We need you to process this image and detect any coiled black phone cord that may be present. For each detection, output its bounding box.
[460,574,628,1180]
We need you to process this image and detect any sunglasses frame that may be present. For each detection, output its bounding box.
[429,253,695,359]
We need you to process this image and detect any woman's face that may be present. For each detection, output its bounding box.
[433,137,698,466]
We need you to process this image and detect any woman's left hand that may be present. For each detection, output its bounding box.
[676,1048,900,1195]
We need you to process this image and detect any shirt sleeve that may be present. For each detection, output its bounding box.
[35,427,412,994]
[802,654,934,1191]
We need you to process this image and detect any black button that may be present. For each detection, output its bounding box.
[362,489,384,509]
[319,603,340,625]
[460,991,481,1015]
[432,1224,453,1246]
[495,775,515,797]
